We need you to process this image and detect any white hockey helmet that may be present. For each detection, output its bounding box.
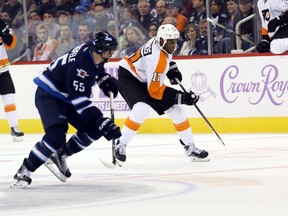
[157,24,179,48]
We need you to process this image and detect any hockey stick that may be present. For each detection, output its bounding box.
[206,17,256,46]
[99,91,117,169]
[0,48,31,70]
[176,78,225,146]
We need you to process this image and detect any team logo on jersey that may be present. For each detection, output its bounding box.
[77,68,89,79]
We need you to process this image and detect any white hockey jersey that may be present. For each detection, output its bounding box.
[0,29,16,73]
[257,0,288,38]
[118,37,172,100]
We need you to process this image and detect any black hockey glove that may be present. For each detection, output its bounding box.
[256,39,270,53]
[176,91,199,106]
[0,19,9,37]
[166,61,182,85]
[97,117,121,141]
[96,72,118,98]
[268,12,288,32]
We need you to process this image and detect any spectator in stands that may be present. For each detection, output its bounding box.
[186,0,206,25]
[27,10,41,53]
[119,25,146,58]
[178,23,200,55]
[55,10,70,39]
[107,20,117,38]
[166,0,188,33]
[195,18,208,55]
[210,0,230,54]
[147,22,158,38]
[137,0,156,32]
[12,0,38,28]
[71,5,95,40]
[181,0,193,18]
[25,0,38,16]
[52,23,76,60]
[238,0,255,50]
[92,3,113,31]
[43,10,60,39]
[75,21,91,45]
[226,0,241,50]
[80,0,92,9]
[1,0,22,22]
[120,4,145,34]
[55,0,74,13]
[0,0,4,12]
[0,11,13,26]
[37,0,55,17]
[33,24,58,61]
[155,0,166,26]
[56,10,70,25]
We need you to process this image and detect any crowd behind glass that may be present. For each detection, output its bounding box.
[2,0,263,62]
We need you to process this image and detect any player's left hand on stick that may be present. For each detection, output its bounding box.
[97,117,121,141]
[167,61,182,85]
[96,72,118,98]
[177,91,199,106]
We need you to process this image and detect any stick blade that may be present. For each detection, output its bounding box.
[99,158,117,169]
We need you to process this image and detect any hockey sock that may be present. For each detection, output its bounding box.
[63,131,95,156]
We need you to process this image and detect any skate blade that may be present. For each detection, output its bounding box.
[44,161,67,182]
[10,179,29,188]
[12,136,24,142]
[189,156,210,162]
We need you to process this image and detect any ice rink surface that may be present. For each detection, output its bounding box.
[0,133,288,216]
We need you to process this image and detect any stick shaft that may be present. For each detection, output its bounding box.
[109,91,117,164]
[176,78,225,146]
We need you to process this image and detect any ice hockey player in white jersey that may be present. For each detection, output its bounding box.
[114,24,209,167]
[256,0,288,54]
[0,18,24,141]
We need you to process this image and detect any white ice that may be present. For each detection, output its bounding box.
[0,133,288,216]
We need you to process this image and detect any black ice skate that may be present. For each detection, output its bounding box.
[10,159,32,188]
[180,140,210,162]
[114,140,127,167]
[11,127,24,142]
[44,150,71,182]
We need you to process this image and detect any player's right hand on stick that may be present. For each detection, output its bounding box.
[97,117,121,141]
[177,91,199,106]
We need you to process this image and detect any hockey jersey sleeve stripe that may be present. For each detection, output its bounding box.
[34,75,71,104]
[148,50,167,99]
[174,120,190,132]
[124,49,142,77]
